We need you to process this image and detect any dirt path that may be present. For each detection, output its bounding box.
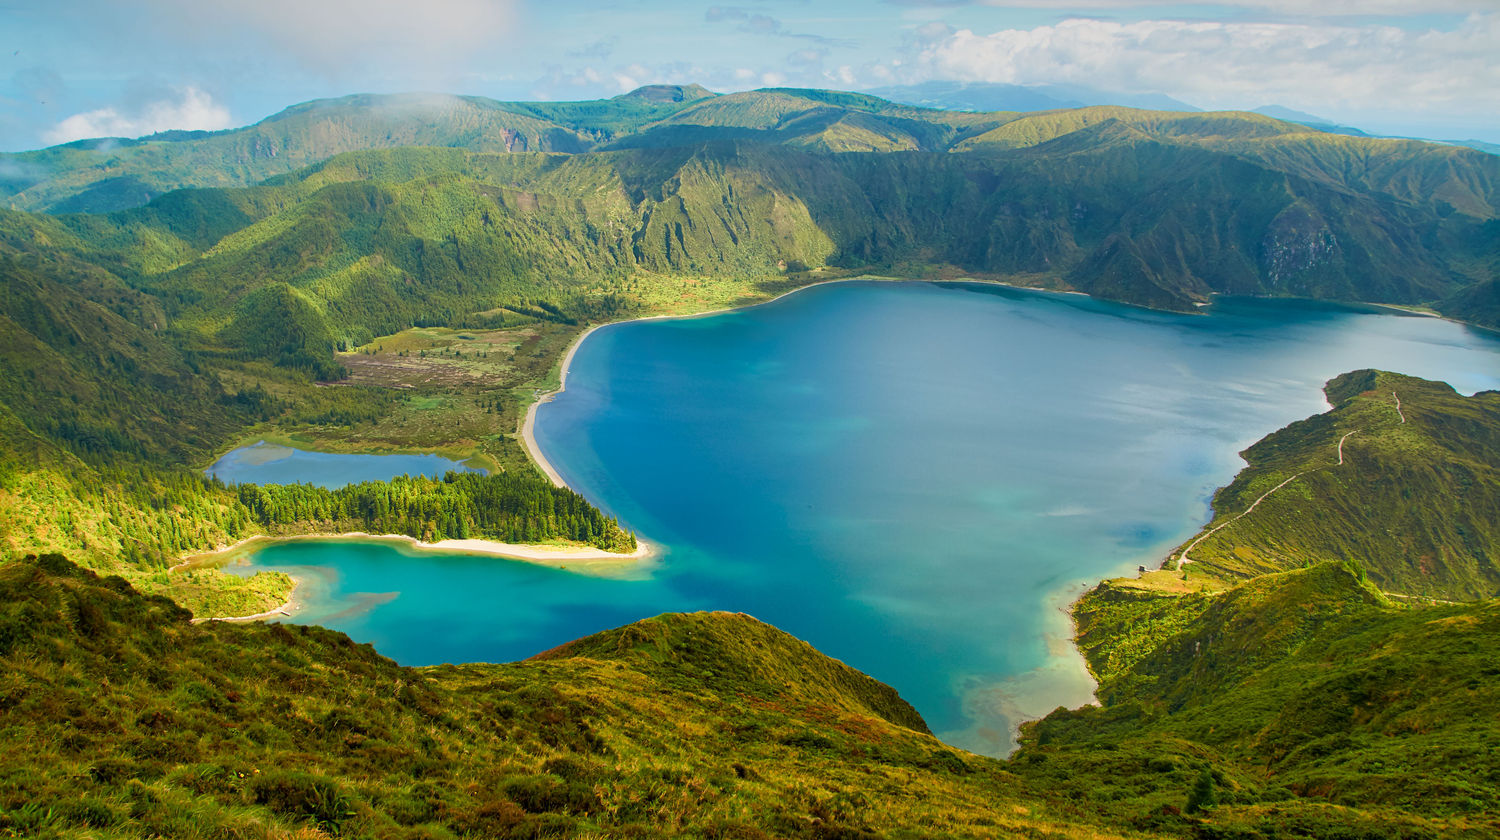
[1393,390,1406,423]
[1337,430,1358,465]
[1177,471,1309,566]
[1179,416,1373,567]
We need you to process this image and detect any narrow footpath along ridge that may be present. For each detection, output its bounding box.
[1176,388,1406,569]
[1177,471,1310,566]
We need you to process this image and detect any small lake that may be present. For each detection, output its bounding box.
[235,282,1500,756]
[206,440,482,489]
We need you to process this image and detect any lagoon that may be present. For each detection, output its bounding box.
[206,440,481,489]
[235,281,1500,756]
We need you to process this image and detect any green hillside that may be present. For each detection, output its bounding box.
[1007,372,1500,837]
[1164,370,1500,600]
[1018,562,1500,838]
[0,94,598,214]
[1,84,1498,838]
[3,87,1497,326]
[0,554,1141,840]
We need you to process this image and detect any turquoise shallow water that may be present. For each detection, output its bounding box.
[236,282,1500,756]
[206,440,481,489]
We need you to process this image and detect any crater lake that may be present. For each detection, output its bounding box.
[233,280,1500,755]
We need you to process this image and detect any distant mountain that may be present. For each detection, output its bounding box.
[1253,104,1369,137]
[866,81,1200,113]
[0,89,709,213]
[1,86,1495,331]
[614,83,716,104]
[1253,104,1334,124]
[1451,138,1500,156]
[1249,106,1500,156]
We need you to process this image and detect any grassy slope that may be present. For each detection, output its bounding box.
[1018,563,1500,838]
[1166,370,1500,600]
[0,94,599,214]
[56,130,1494,358]
[1009,371,1500,838]
[0,554,1145,840]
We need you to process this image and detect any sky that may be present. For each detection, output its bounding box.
[2,0,1497,152]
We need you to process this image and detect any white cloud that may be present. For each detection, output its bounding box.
[131,0,519,77]
[45,87,233,144]
[910,14,1500,118]
[967,0,1493,11]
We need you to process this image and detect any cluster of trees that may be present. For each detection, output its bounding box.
[234,471,636,551]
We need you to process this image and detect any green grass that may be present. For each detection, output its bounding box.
[1166,370,1500,600]
[0,554,1148,840]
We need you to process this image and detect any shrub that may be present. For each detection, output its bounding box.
[249,770,357,832]
[499,775,599,815]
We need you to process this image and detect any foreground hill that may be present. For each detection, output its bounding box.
[1023,562,1500,838]
[0,554,1137,840]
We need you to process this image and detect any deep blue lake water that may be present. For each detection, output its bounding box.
[235,281,1500,755]
[206,440,481,488]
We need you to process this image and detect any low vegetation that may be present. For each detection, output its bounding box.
[1015,562,1500,838]
[1164,370,1500,600]
[0,554,1144,840]
[1007,372,1500,838]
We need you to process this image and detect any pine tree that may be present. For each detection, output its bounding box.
[1185,768,1217,814]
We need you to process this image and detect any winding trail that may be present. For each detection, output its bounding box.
[1177,471,1309,566]
[1337,430,1358,466]
[1381,591,1460,606]
[1176,389,1413,571]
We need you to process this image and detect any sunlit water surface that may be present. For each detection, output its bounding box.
[235,282,1500,755]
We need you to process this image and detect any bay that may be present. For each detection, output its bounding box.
[235,281,1500,756]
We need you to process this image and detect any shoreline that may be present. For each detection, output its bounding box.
[179,530,656,570]
[191,583,301,624]
[172,530,656,622]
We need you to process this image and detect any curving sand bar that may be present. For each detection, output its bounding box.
[181,531,655,571]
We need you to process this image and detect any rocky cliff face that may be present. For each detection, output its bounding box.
[1259,202,1343,293]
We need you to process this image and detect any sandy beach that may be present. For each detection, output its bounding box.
[176,529,655,622]
[183,530,654,568]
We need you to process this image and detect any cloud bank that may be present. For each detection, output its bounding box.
[45,87,234,144]
[910,14,1500,119]
[140,0,521,76]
